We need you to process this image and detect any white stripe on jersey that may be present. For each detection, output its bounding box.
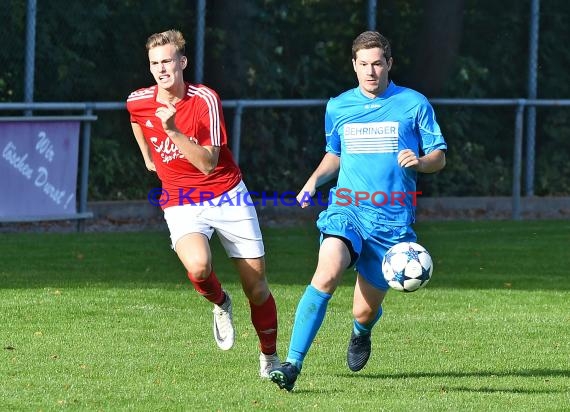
[127,87,155,102]
[343,121,399,154]
[187,85,221,146]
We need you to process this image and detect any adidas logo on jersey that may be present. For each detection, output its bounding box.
[145,119,153,128]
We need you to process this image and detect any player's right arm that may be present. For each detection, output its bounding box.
[130,122,156,172]
[296,152,340,208]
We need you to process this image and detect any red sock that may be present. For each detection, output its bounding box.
[249,293,278,355]
[187,270,225,305]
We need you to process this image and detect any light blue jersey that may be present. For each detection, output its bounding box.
[283,81,448,374]
[315,81,447,290]
[325,81,447,225]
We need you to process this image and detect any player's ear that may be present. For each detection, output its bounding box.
[386,57,393,71]
[180,55,188,69]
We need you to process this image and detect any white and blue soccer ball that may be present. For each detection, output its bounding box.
[382,242,433,292]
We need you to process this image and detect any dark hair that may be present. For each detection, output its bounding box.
[351,31,391,61]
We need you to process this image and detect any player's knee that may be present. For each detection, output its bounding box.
[311,271,340,294]
[186,262,212,280]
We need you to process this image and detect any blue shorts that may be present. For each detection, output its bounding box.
[316,204,417,290]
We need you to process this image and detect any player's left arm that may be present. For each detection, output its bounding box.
[398,148,446,173]
[399,98,447,173]
[155,101,220,175]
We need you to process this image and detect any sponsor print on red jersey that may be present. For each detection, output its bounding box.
[127,83,241,208]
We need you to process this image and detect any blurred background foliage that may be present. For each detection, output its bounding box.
[1,0,569,199]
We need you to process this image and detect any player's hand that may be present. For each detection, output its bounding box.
[296,187,316,208]
[397,149,421,170]
[155,100,177,132]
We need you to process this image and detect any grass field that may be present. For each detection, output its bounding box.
[1,220,569,411]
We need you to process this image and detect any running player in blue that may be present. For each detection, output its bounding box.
[270,31,447,391]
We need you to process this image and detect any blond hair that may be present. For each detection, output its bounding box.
[145,29,186,56]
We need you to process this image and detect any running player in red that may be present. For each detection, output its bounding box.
[126,29,280,378]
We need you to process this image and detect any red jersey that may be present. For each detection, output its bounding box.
[127,83,242,208]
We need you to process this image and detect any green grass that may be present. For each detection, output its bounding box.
[1,220,569,411]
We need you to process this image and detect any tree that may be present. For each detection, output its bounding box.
[406,0,466,97]
[2,0,569,198]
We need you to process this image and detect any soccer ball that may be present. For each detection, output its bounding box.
[382,242,433,292]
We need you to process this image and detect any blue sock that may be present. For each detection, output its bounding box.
[353,306,383,336]
[285,285,332,370]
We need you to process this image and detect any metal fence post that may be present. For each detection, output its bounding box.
[525,0,540,196]
[512,102,525,220]
[367,0,377,31]
[24,0,37,116]
[195,0,206,84]
[231,103,244,165]
[77,106,93,232]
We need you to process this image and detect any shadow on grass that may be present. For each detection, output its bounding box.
[277,368,570,395]
[446,386,562,394]
[339,368,570,394]
[354,368,570,379]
